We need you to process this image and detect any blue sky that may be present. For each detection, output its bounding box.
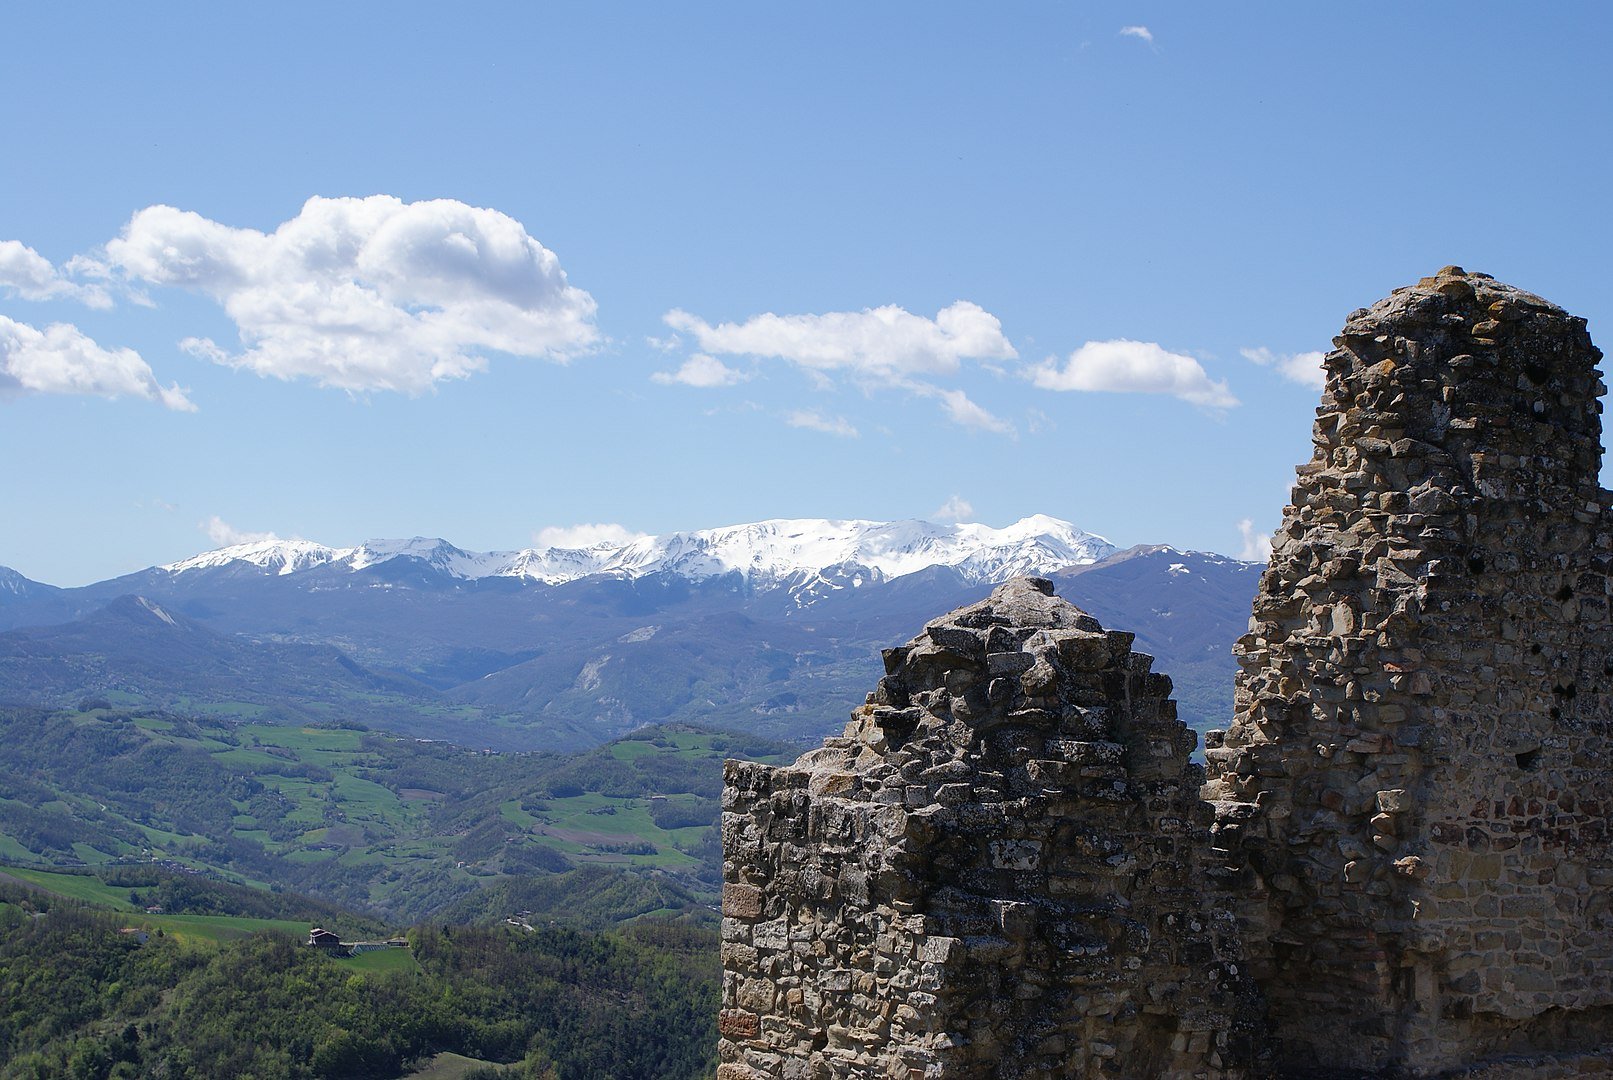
[3,3,1610,586]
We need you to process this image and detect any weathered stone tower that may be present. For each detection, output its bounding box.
[1202,268,1613,1073]
[719,578,1261,1078]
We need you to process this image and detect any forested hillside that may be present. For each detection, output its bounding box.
[0,875,717,1079]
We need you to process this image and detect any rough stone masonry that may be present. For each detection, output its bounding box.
[719,269,1613,1078]
[1202,267,1613,1075]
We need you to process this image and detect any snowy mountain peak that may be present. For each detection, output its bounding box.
[158,515,1118,591]
[347,538,511,578]
[0,566,51,597]
[162,538,346,577]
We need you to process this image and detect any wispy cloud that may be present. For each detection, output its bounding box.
[651,353,749,388]
[533,523,648,549]
[90,195,599,394]
[786,409,859,438]
[915,384,1015,435]
[204,516,278,546]
[1242,346,1327,391]
[0,315,194,410]
[1031,339,1237,411]
[932,495,974,523]
[1237,518,1273,562]
[1119,25,1154,44]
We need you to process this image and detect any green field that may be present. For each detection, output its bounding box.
[0,866,335,943]
[340,946,421,973]
[402,1053,510,1078]
[0,706,790,919]
[140,912,311,943]
[0,866,138,909]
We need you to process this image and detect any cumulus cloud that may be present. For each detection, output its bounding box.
[664,301,1015,382]
[932,495,974,523]
[651,353,749,388]
[93,195,599,394]
[786,409,859,438]
[1119,25,1154,43]
[0,241,111,308]
[1031,339,1238,410]
[0,315,194,410]
[661,300,1016,432]
[534,523,648,549]
[1242,346,1327,391]
[204,516,279,546]
[1237,518,1273,562]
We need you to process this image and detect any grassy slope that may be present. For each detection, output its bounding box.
[0,707,791,921]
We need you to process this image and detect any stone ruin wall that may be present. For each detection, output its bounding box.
[1201,267,1613,1074]
[719,579,1261,1078]
[720,270,1613,1078]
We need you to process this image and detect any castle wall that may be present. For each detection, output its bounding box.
[721,270,1613,1078]
[719,579,1259,1078]
[1202,268,1613,1073]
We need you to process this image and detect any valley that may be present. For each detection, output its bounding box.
[0,703,789,922]
[0,517,1259,1078]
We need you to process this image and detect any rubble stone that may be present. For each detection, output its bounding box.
[720,578,1264,1077]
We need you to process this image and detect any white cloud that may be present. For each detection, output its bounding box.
[204,516,278,546]
[95,195,599,394]
[786,409,859,438]
[0,240,111,308]
[651,353,749,388]
[664,300,1015,382]
[534,523,648,549]
[1242,346,1327,391]
[1237,518,1273,562]
[0,315,195,410]
[933,495,974,523]
[915,384,1016,435]
[1031,339,1238,410]
[661,300,1016,432]
[1119,25,1154,43]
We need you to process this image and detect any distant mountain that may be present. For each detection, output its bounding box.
[0,594,449,732]
[154,514,1116,589]
[0,518,1258,749]
[0,565,80,626]
[1051,546,1262,731]
[0,566,50,598]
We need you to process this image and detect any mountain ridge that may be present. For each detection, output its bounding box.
[154,514,1119,589]
[0,518,1261,751]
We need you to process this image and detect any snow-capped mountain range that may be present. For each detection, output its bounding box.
[0,516,1261,753]
[160,515,1118,589]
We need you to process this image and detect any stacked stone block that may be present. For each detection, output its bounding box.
[1201,268,1613,1074]
[720,577,1261,1078]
